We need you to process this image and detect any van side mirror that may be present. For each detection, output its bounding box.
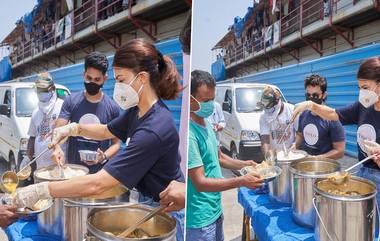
[0,104,10,117]
[222,101,231,113]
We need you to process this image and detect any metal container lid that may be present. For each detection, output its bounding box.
[276,150,308,163]
[289,158,340,178]
[314,176,377,201]
[34,164,89,182]
[87,204,176,240]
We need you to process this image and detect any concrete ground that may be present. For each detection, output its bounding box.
[221,155,357,241]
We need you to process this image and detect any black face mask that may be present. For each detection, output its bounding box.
[305,93,324,105]
[84,82,103,96]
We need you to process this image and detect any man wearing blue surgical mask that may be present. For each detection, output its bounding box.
[26,72,66,169]
[186,70,263,241]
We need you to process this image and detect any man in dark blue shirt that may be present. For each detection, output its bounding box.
[296,74,345,159]
[54,52,120,173]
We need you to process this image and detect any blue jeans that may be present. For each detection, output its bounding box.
[186,215,224,241]
[139,193,185,241]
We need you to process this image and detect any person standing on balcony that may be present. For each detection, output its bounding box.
[53,52,121,174]
[26,72,66,170]
[259,85,296,156]
[292,57,380,202]
[295,74,345,160]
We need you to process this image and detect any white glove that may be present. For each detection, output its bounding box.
[363,140,380,156]
[14,182,51,208]
[50,123,79,146]
[292,101,313,122]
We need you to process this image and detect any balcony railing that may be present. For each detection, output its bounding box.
[9,0,133,65]
[222,0,364,68]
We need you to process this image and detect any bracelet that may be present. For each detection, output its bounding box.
[101,153,109,165]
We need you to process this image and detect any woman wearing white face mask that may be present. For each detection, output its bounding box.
[292,57,380,201]
[14,39,185,241]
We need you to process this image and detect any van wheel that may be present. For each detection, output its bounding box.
[231,143,239,160]
[8,152,16,171]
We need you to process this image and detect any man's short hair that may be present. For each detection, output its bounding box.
[304,74,327,93]
[191,70,216,96]
[84,51,109,75]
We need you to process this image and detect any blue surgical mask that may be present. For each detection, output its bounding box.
[191,95,215,118]
[38,91,53,103]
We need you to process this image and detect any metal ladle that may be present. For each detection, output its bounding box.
[328,154,376,185]
[277,121,294,157]
[117,205,166,238]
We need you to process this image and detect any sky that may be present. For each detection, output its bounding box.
[191,0,252,72]
[0,0,36,59]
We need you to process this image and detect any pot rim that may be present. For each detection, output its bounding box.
[34,164,89,182]
[86,204,176,241]
[276,150,308,163]
[313,176,377,201]
[289,158,341,178]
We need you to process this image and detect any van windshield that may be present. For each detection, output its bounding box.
[235,87,264,113]
[16,87,69,117]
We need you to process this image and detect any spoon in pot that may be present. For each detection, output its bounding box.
[328,154,376,185]
[117,205,167,238]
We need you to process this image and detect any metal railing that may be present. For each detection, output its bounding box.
[11,0,134,65]
[223,0,365,67]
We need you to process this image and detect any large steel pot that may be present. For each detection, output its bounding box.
[313,176,377,241]
[86,205,176,241]
[34,164,129,241]
[34,164,89,238]
[269,150,307,204]
[289,158,340,227]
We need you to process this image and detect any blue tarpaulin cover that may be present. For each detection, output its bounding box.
[232,7,253,38]
[211,57,226,81]
[6,219,60,241]
[0,56,12,82]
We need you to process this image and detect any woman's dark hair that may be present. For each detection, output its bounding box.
[304,74,327,93]
[357,57,380,83]
[179,11,191,55]
[191,70,216,96]
[113,38,181,100]
[85,51,109,75]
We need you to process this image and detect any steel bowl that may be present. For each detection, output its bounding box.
[240,166,282,183]
[16,198,54,218]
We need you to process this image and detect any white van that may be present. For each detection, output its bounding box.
[0,82,70,171]
[215,82,287,161]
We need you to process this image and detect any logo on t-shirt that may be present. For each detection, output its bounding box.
[357,124,376,153]
[303,124,319,146]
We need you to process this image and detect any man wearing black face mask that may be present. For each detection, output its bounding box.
[295,74,345,159]
[53,52,121,173]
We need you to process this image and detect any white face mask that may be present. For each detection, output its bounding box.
[359,88,379,108]
[113,74,143,110]
[264,100,282,123]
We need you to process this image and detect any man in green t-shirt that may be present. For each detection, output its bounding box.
[186,70,263,241]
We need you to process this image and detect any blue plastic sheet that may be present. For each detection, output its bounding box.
[0,56,12,82]
[6,219,61,241]
[211,57,226,81]
[238,187,315,241]
[232,7,253,39]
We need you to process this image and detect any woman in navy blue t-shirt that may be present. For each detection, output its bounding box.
[15,39,185,240]
[292,57,380,201]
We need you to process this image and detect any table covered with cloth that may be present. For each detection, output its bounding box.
[238,187,315,241]
[5,218,60,241]
[238,187,380,241]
